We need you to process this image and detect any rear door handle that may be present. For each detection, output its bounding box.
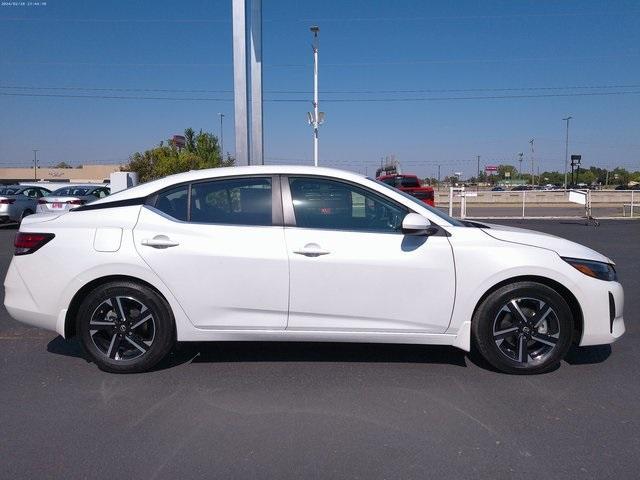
[141,235,180,249]
[293,243,331,257]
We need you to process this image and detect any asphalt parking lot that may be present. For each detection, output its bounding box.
[1,220,638,479]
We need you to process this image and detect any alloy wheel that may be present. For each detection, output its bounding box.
[492,297,560,365]
[88,296,155,361]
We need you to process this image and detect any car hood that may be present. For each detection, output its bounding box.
[479,222,613,264]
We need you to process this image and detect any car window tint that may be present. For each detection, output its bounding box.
[155,185,189,221]
[189,177,272,226]
[288,177,406,233]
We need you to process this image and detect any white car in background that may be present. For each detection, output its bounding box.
[4,166,625,374]
[36,185,110,214]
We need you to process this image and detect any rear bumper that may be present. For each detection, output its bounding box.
[4,259,60,333]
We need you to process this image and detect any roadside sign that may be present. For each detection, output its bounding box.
[485,165,498,172]
[505,171,511,178]
[569,190,587,205]
[571,154,582,166]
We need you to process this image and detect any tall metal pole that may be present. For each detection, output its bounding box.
[232,0,249,165]
[218,113,225,157]
[249,0,263,165]
[529,138,535,186]
[311,26,320,166]
[563,116,572,188]
[33,149,38,180]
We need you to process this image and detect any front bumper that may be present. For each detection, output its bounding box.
[578,280,625,346]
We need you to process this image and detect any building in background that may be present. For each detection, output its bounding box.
[0,164,121,184]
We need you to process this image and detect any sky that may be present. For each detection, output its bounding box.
[0,0,639,179]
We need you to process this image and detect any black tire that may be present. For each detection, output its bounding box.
[472,281,573,374]
[77,281,175,373]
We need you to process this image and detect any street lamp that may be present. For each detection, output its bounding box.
[218,113,225,158]
[563,116,572,189]
[309,25,321,166]
[33,149,39,180]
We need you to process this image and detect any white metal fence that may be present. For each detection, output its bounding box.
[445,187,637,220]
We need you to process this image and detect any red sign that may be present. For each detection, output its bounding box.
[485,165,498,172]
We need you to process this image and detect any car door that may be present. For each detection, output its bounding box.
[282,175,455,334]
[20,188,39,214]
[133,175,289,330]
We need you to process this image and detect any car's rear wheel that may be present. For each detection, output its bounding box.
[77,281,175,373]
[472,281,573,374]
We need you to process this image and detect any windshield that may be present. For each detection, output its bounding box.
[50,187,91,196]
[400,177,420,188]
[370,178,465,226]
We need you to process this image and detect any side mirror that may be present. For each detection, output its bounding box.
[401,213,438,236]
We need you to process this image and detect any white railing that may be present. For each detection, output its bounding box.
[444,188,637,220]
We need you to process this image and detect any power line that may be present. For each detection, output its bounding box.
[2,90,640,102]
[3,54,638,68]
[1,11,637,23]
[2,83,639,94]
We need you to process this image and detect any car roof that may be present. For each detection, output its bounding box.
[89,166,367,205]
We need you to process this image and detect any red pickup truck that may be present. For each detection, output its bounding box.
[377,174,435,207]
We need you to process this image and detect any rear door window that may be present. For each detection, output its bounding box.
[154,185,189,221]
[189,177,272,226]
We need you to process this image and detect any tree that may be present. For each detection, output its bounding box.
[123,128,234,183]
[53,161,73,169]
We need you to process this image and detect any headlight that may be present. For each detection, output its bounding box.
[562,257,618,281]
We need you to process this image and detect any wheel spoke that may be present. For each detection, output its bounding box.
[532,303,553,328]
[517,335,527,363]
[125,334,149,354]
[130,314,153,330]
[507,300,529,325]
[531,333,558,347]
[493,326,519,340]
[106,334,123,359]
[111,297,127,321]
[89,321,115,328]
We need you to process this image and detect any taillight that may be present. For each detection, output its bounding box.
[37,199,48,204]
[66,199,85,205]
[14,232,55,255]
[0,198,16,204]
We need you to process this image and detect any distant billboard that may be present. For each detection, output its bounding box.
[485,165,498,172]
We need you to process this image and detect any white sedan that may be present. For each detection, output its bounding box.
[4,166,625,374]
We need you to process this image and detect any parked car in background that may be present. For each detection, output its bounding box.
[36,185,110,214]
[376,174,435,206]
[511,185,531,191]
[0,185,52,223]
[491,186,505,191]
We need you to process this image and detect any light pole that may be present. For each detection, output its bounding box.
[310,25,320,166]
[218,113,225,158]
[32,149,39,180]
[529,138,535,186]
[518,152,524,181]
[563,116,572,189]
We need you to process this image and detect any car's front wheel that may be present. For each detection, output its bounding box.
[77,281,175,373]
[472,281,574,374]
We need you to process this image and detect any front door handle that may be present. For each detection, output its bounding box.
[293,243,331,257]
[141,235,180,249]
